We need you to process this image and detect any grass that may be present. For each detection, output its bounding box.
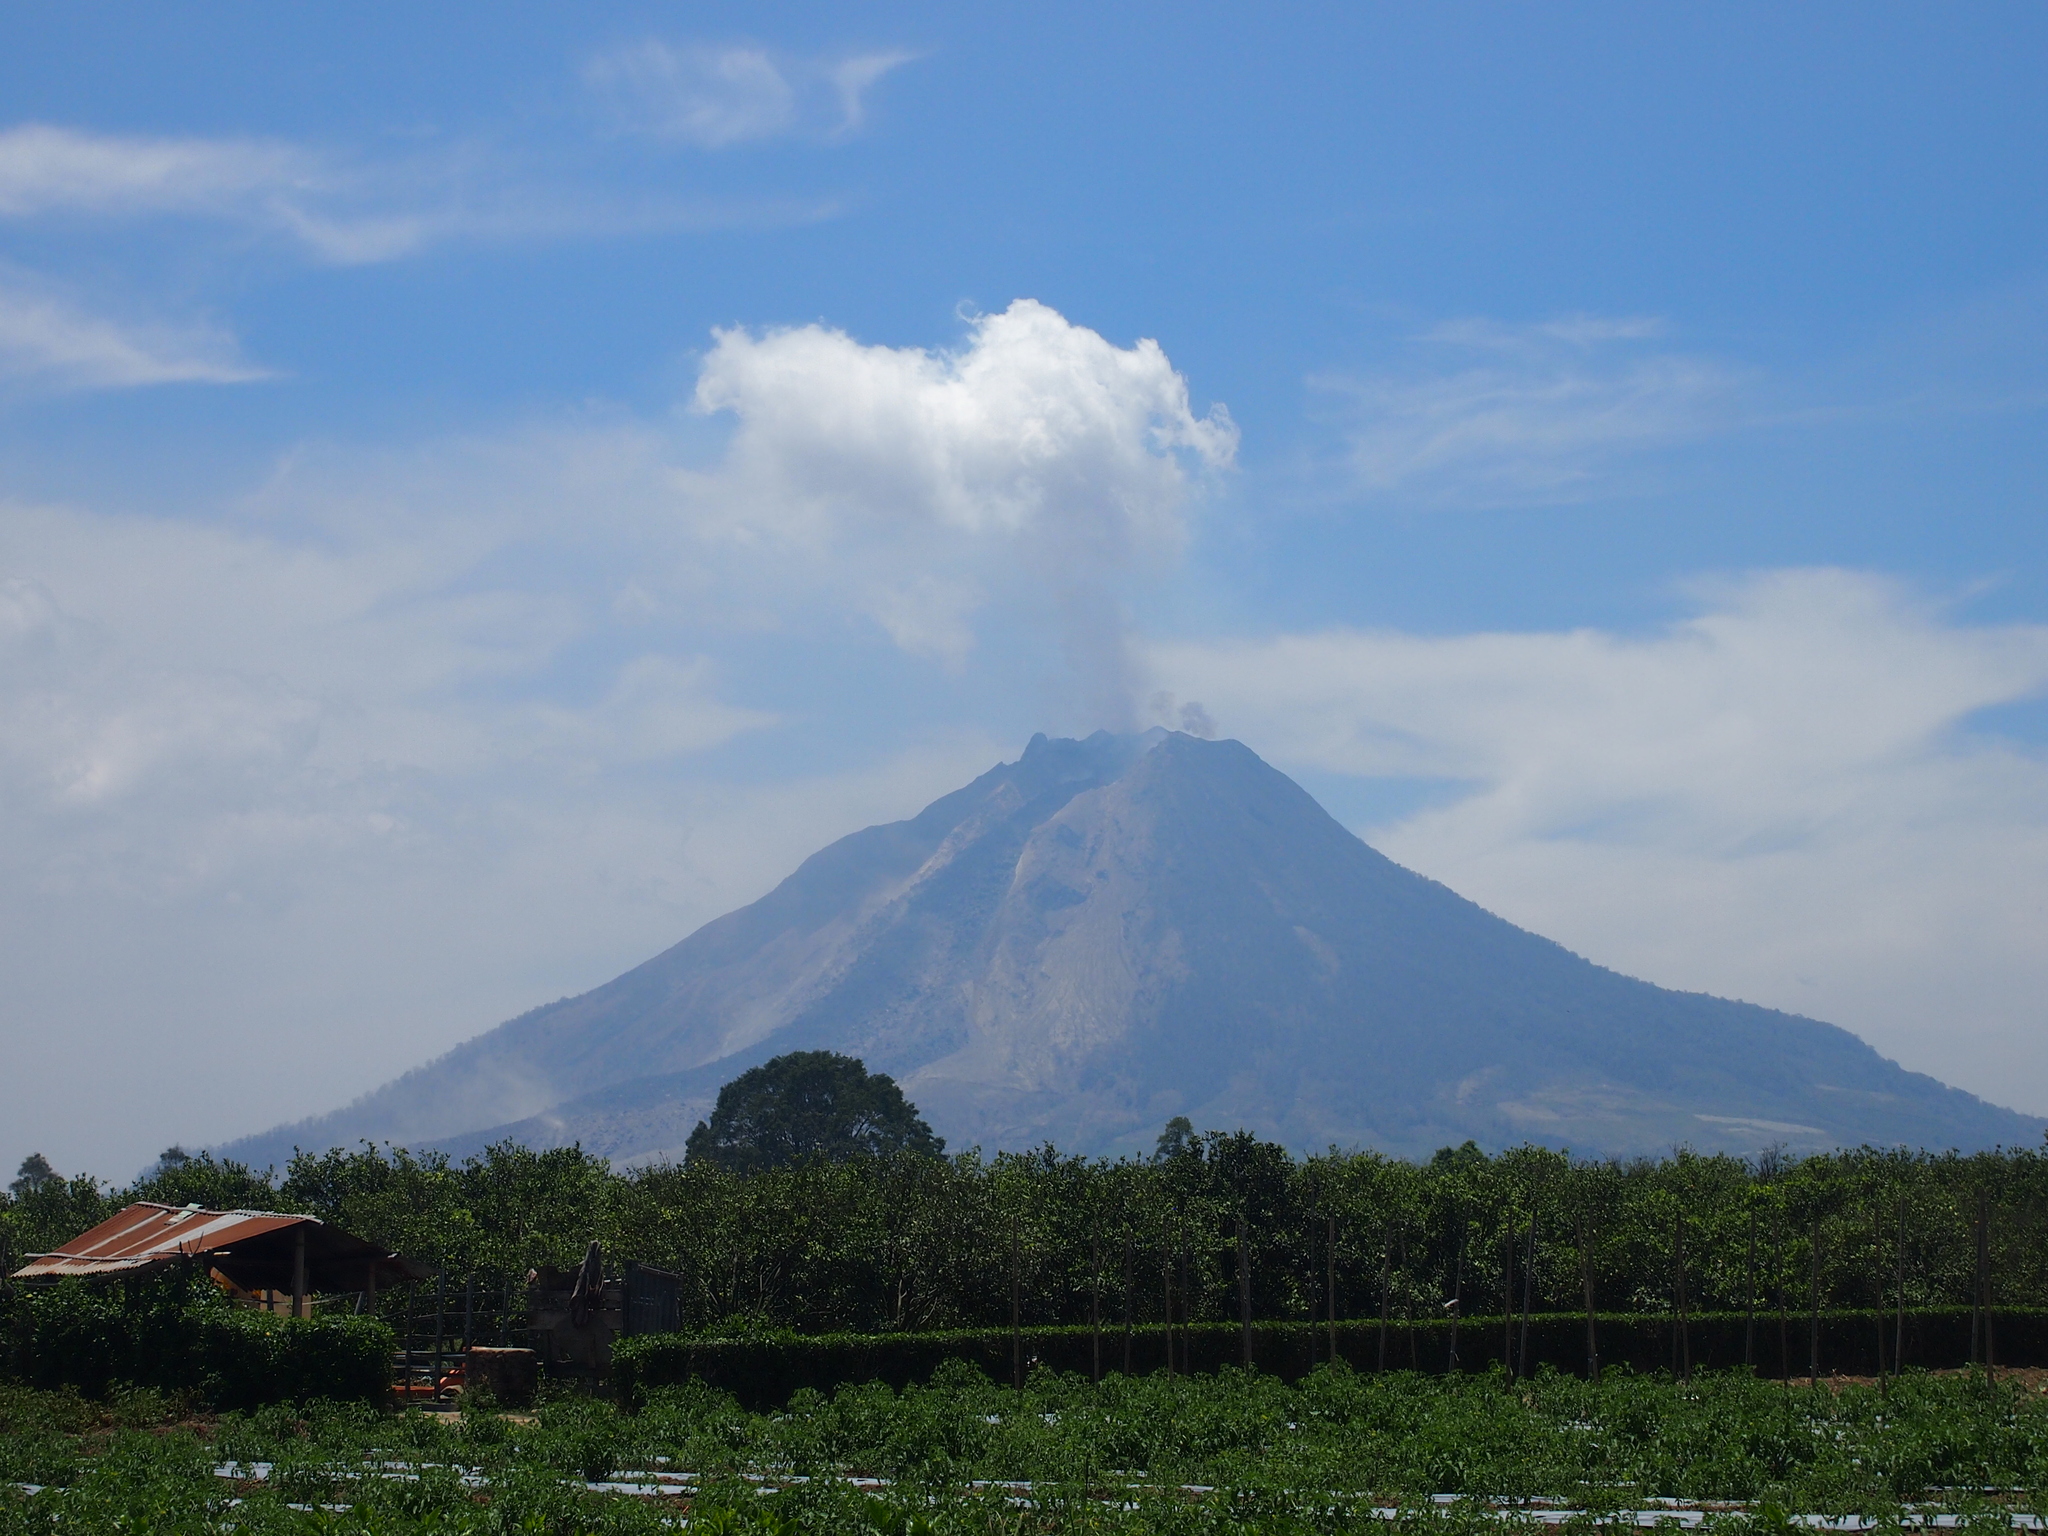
[3,1364,2048,1532]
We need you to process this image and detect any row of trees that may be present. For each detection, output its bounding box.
[5,1133,2045,1344]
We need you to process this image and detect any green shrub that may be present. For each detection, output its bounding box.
[9,1271,392,1408]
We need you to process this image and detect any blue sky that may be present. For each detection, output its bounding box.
[3,3,2047,1175]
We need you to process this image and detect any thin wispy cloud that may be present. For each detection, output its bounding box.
[0,123,312,218]
[0,122,838,267]
[584,41,919,147]
[1318,313,1744,505]
[0,270,268,391]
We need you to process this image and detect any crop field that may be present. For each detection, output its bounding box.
[6,1364,2048,1534]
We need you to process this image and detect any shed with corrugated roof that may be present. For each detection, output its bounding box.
[11,1201,427,1313]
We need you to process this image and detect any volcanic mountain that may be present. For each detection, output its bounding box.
[226,730,2040,1166]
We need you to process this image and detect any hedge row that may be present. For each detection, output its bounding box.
[6,1273,393,1408]
[613,1307,2048,1410]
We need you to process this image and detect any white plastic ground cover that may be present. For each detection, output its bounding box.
[8,1471,2043,1528]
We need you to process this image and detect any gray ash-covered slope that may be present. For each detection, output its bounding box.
[226,731,2040,1167]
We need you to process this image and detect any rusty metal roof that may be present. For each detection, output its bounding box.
[11,1201,425,1287]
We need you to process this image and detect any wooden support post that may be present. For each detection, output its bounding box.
[291,1228,307,1320]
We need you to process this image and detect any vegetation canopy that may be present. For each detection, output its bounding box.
[682,1050,945,1172]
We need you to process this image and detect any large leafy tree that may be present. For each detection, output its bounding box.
[685,1051,944,1173]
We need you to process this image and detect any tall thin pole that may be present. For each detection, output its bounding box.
[1502,1219,1516,1380]
[1330,1215,1341,1368]
[1446,1218,1465,1373]
[1122,1232,1133,1377]
[1974,1204,1990,1384]
[1775,1214,1789,1395]
[1377,1226,1391,1373]
[432,1269,446,1401]
[1808,1219,1822,1387]
[463,1273,474,1354]
[1161,1257,1173,1378]
[1674,1212,1691,1384]
[1744,1207,1758,1370]
[1090,1228,1102,1385]
[1009,1219,1022,1395]
[1970,1196,1985,1369]
[1237,1214,1253,1370]
[1519,1212,1536,1379]
[1579,1215,1599,1381]
[1893,1199,1906,1377]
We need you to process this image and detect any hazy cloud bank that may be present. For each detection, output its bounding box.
[1149,571,2048,1114]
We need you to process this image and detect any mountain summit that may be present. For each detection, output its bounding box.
[227,731,2040,1165]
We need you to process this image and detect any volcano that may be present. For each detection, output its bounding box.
[226,730,2039,1165]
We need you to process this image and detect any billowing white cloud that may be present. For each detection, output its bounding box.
[584,41,918,146]
[1149,570,2048,1114]
[687,298,1236,678]
[0,270,267,390]
[1318,313,1743,504]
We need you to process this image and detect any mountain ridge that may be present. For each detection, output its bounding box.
[223,730,2042,1167]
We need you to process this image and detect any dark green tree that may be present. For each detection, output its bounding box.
[685,1051,943,1172]
[10,1153,56,1197]
[1152,1116,1195,1163]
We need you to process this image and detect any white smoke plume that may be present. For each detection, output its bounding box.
[686,298,1237,723]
